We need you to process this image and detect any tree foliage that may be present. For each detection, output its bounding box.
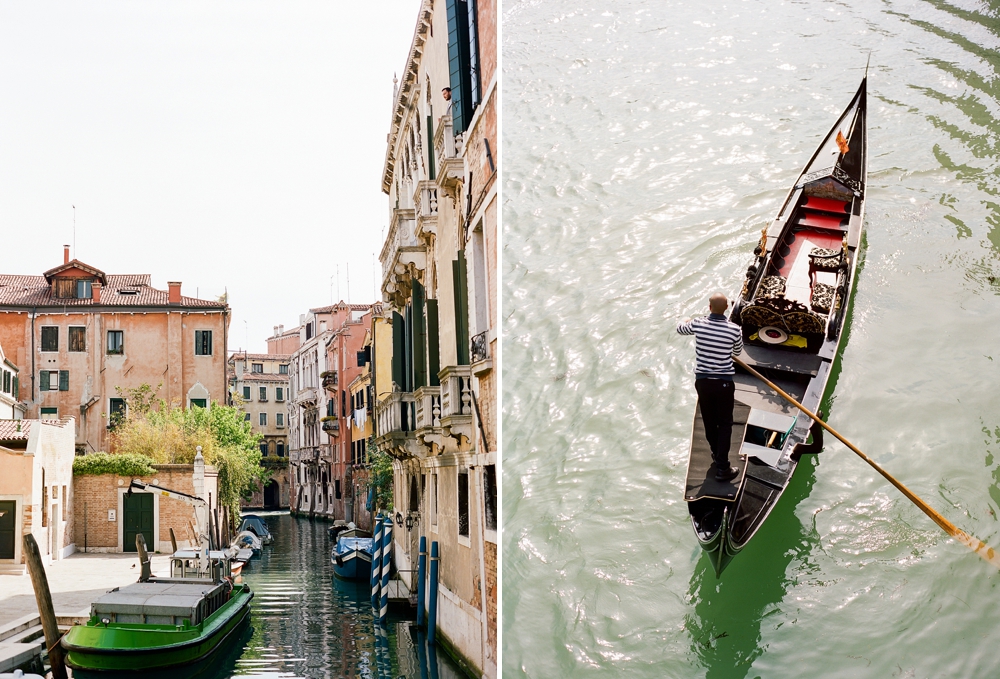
[368,437,393,512]
[108,384,268,520]
[73,451,156,477]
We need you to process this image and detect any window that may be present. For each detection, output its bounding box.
[334,479,341,499]
[195,330,213,356]
[41,327,58,352]
[276,387,284,402]
[242,386,251,400]
[40,407,58,417]
[76,279,92,299]
[2,371,10,394]
[109,398,126,429]
[107,330,124,355]
[259,442,267,456]
[68,327,86,352]
[326,399,335,418]
[279,364,289,375]
[39,370,67,392]
[244,412,251,421]
[277,441,285,457]
[190,399,207,408]
[276,413,284,428]
[259,412,267,426]
[305,323,313,340]
[484,464,497,531]
[252,363,263,373]
[458,470,470,538]
[259,386,267,401]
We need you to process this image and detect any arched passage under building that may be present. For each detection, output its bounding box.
[264,480,280,510]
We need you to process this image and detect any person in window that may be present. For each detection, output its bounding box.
[677,293,744,482]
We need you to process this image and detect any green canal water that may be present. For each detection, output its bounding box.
[191,513,464,679]
[502,1,1000,677]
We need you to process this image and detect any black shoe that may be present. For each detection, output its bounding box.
[715,465,739,483]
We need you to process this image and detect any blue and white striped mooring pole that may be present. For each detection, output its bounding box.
[417,535,427,626]
[428,540,440,646]
[370,515,384,611]
[379,515,392,625]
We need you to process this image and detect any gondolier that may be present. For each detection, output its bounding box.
[677,293,743,482]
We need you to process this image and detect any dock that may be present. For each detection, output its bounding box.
[0,612,88,674]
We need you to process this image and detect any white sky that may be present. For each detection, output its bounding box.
[0,1,421,353]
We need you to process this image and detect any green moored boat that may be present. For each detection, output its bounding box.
[61,579,253,672]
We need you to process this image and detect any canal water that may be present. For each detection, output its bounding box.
[199,513,464,679]
[503,1,1000,677]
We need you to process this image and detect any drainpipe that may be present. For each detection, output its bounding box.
[30,308,36,401]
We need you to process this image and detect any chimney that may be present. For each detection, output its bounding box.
[168,281,181,304]
[278,324,284,334]
[92,280,101,304]
[63,245,70,264]
[273,325,279,337]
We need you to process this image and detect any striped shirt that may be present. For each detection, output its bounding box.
[676,313,744,378]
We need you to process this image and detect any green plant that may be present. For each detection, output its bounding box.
[367,437,393,512]
[321,415,337,422]
[73,452,156,477]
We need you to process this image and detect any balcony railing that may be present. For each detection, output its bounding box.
[439,366,473,444]
[380,202,425,307]
[377,391,416,435]
[414,180,439,240]
[471,331,489,364]
[414,386,441,430]
[322,372,338,391]
[322,419,339,434]
[433,113,463,197]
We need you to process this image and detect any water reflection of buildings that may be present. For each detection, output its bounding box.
[685,457,821,678]
[229,514,462,679]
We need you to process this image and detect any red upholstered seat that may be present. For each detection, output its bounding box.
[802,196,850,214]
[798,211,848,230]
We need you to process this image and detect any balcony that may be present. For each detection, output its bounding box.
[414,385,444,449]
[322,418,339,435]
[413,180,439,241]
[295,386,317,407]
[321,372,338,391]
[434,113,464,198]
[471,331,492,376]
[380,203,426,308]
[439,365,473,444]
[375,391,421,459]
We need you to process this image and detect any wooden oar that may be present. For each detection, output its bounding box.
[734,356,1000,570]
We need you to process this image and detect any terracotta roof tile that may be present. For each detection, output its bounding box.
[238,373,290,383]
[0,420,32,440]
[0,274,226,309]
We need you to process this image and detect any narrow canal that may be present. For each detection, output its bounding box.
[203,512,465,679]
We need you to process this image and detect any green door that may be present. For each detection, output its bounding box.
[0,501,15,560]
[123,493,154,553]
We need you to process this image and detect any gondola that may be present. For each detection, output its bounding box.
[684,74,868,576]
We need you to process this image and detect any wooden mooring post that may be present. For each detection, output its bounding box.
[22,534,68,679]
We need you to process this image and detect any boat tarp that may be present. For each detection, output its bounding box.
[334,537,374,558]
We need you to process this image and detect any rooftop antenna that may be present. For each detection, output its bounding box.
[337,264,341,303]
[72,205,76,259]
[346,262,351,305]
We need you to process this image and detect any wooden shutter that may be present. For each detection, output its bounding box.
[426,115,436,180]
[412,280,427,389]
[446,0,474,134]
[59,370,69,391]
[453,253,470,365]
[11,376,17,399]
[392,311,406,389]
[426,298,441,386]
[39,371,50,391]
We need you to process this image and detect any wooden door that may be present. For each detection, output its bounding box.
[0,501,15,559]
[123,493,154,553]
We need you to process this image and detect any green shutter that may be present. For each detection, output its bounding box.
[427,114,436,180]
[392,311,406,389]
[426,298,441,387]
[412,280,427,389]
[404,303,414,392]
[59,370,69,391]
[446,0,473,134]
[39,371,50,391]
[206,331,212,355]
[12,376,17,399]
[453,253,470,365]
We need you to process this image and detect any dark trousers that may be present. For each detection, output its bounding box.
[695,378,735,470]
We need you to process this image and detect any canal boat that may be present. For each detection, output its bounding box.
[331,528,375,580]
[62,542,253,672]
[684,74,868,576]
[231,530,263,556]
[238,515,273,546]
